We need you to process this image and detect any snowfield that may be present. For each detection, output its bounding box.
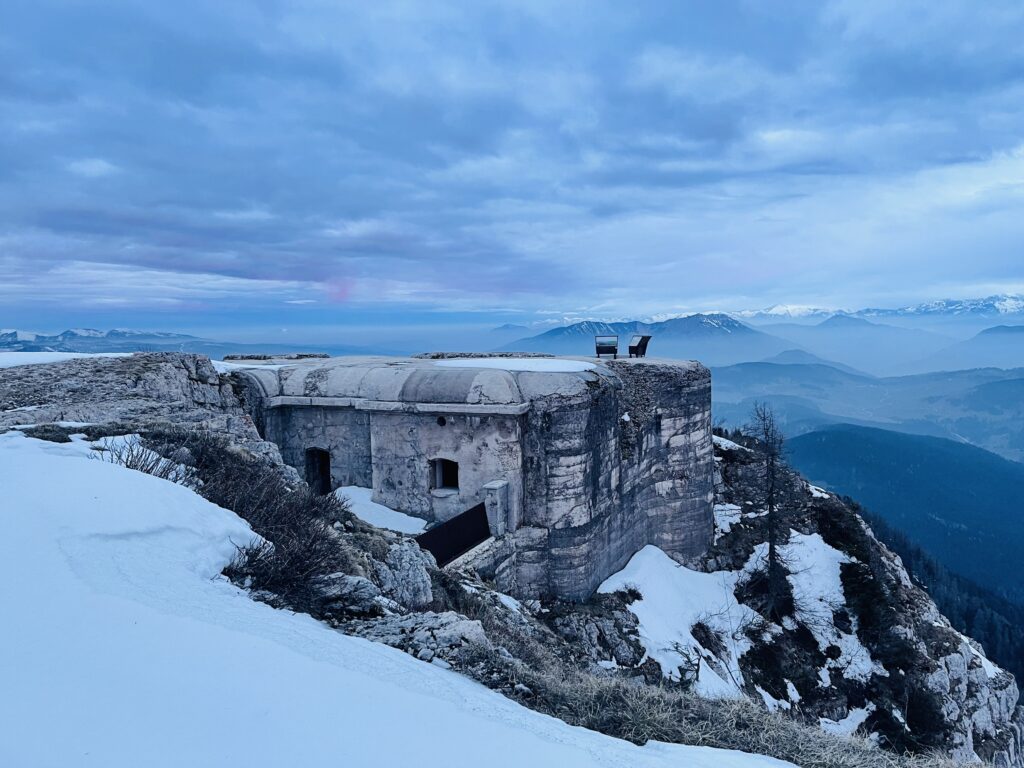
[210,359,296,373]
[0,351,131,368]
[0,430,792,768]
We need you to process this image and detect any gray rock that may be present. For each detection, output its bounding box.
[0,353,293,473]
[349,610,492,665]
[313,573,382,614]
[371,541,434,610]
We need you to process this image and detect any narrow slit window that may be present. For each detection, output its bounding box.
[432,459,460,490]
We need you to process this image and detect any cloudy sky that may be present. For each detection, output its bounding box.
[3,0,1024,340]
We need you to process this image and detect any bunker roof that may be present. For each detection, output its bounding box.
[232,355,703,415]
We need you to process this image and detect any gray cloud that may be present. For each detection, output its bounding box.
[2,0,1024,328]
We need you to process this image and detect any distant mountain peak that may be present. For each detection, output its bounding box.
[817,315,875,328]
[856,294,1024,318]
[977,324,1024,336]
[734,304,836,320]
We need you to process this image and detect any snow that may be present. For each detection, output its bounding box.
[713,435,751,452]
[211,360,294,373]
[995,296,1024,314]
[756,686,791,712]
[336,485,427,534]
[957,630,1002,678]
[0,430,792,768]
[714,503,743,540]
[807,484,831,499]
[435,357,596,373]
[0,351,131,368]
[599,545,759,697]
[736,305,834,319]
[0,328,41,341]
[497,592,525,614]
[820,705,875,737]
[773,533,886,683]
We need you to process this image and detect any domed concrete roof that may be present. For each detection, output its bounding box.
[234,355,614,408]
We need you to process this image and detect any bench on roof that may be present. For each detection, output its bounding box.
[629,335,652,358]
[595,335,619,359]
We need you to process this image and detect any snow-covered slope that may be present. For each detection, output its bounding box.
[599,546,757,698]
[0,430,791,768]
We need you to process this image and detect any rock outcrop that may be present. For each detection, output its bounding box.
[0,353,286,467]
[693,435,1024,766]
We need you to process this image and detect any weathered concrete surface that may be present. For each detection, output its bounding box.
[240,355,714,602]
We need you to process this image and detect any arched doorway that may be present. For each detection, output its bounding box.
[305,448,332,495]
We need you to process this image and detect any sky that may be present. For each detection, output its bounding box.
[3,0,1024,341]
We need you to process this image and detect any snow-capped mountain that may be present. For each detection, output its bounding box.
[856,295,1024,319]
[0,329,42,342]
[733,295,1024,323]
[0,328,199,352]
[733,305,837,321]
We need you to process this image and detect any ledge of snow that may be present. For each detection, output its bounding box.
[713,435,751,453]
[335,486,427,534]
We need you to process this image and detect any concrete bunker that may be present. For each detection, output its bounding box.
[235,354,714,601]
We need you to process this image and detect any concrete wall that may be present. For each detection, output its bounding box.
[368,411,524,524]
[264,405,525,528]
[264,405,372,488]
[251,357,713,603]
[486,360,713,600]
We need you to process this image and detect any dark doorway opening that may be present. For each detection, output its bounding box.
[416,503,490,567]
[305,448,332,495]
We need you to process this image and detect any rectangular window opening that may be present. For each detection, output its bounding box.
[432,458,460,490]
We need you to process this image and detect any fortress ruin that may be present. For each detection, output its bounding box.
[236,354,714,601]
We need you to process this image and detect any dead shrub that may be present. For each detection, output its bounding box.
[93,434,198,487]
[141,427,355,612]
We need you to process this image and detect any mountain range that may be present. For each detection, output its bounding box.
[499,309,1022,375]
[712,359,1024,462]
[0,328,384,358]
[787,424,1024,605]
[735,294,1024,322]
